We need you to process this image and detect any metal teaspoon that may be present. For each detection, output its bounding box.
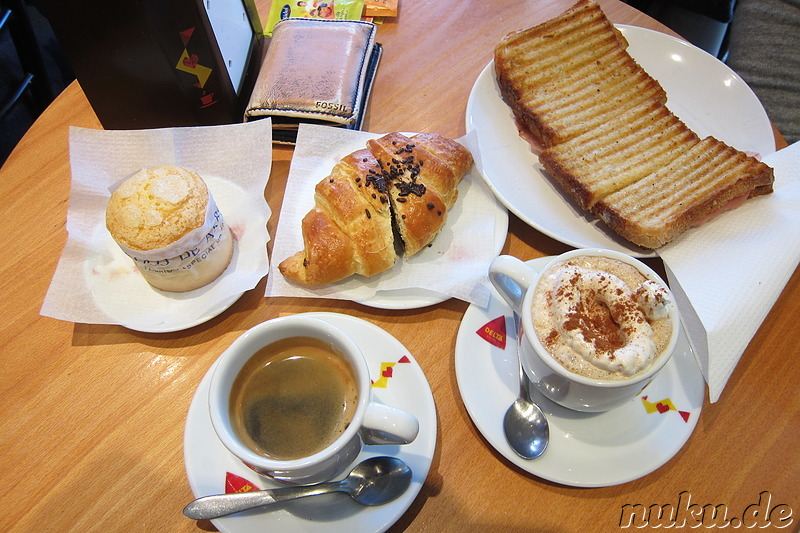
[503,313,549,459]
[182,456,412,520]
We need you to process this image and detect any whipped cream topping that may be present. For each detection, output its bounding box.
[532,258,673,379]
[635,280,671,320]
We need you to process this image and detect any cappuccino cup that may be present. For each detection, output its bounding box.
[489,249,680,412]
[208,315,419,485]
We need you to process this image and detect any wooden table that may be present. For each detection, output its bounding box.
[1,1,797,531]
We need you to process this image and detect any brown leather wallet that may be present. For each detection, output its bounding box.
[244,18,381,144]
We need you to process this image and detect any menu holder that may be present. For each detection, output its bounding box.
[244,19,382,144]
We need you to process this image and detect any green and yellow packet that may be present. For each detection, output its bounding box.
[264,1,366,36]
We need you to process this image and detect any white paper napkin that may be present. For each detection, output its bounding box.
[40,120,273,331]
[265,124,507,307]
[658,142,800,402]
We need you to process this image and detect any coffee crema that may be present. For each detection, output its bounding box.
[531,256,673,381]
[229,336,358,461]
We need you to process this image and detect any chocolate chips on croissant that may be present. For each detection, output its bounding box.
[279,132,473,286]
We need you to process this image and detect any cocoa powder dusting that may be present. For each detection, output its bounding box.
[561,291,627,354]
[545,329,559,348]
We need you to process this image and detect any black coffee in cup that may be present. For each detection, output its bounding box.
[229,336,359,461]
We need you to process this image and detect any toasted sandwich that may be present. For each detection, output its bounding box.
[494,0,775,249]
[494,0,666,148]
[592,137,774,248]
[538,99,701,210]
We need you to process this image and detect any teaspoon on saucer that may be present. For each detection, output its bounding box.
[183,456,412,520]
[503,313,549,459]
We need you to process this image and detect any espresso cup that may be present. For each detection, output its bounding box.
[208,315,420,485]
[489,249,680,412]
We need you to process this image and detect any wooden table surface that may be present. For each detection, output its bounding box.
[1,1,797,531]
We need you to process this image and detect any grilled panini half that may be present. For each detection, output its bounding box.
[593,137,775,248]
[494,0,666,148]
[539,99,701,210]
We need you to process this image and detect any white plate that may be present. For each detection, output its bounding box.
[455,257,705,487]
[184,312,437,533]
[270,126,509,311]
[357,202,509,310]
[85,176,266,333]
[465,25,775,258]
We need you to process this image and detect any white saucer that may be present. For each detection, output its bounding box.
[455,257,705,487]
[85,176,268,333]
[357,287,449,310]
[184,312,437,532]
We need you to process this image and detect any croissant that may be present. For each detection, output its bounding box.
[278,149,397,286]
[366,132,472,256]
[279,132,473,286]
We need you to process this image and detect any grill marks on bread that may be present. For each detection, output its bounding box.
[539,100,701,210]
[594,138,774,248]
[495,0,774,248]
[495,0,666,148]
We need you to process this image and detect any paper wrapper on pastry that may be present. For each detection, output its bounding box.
[105,166,235,292]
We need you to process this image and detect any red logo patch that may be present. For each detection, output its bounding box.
[476,316,508,349]
[183,54,199,68]
[641,395,691,423]
[225,472,258,494]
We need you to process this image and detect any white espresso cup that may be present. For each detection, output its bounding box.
[489,249,680,412]
[208,315,420,485]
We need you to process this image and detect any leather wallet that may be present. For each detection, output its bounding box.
[244,18,382,144]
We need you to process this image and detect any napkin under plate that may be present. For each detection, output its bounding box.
[658,141,800,402]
